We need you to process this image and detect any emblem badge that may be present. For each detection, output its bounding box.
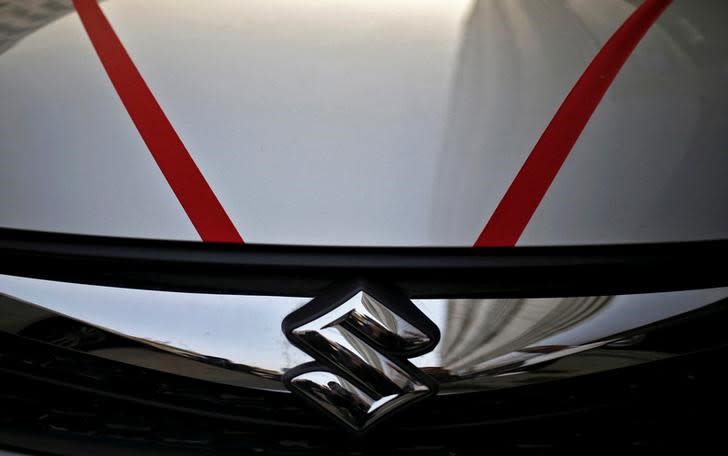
[282,281,440,431]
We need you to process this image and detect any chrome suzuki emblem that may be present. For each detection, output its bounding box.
[282,281,440,431]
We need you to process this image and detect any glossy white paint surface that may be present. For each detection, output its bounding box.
[0,0,198,240]
[1,0,726,246]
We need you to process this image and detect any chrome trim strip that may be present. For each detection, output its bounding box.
[1,274,726,395]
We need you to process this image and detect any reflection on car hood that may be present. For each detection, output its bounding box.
[1,0,726,246]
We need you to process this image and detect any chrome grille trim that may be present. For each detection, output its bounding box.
[1,273,727,396]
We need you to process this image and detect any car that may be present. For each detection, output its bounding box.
[1,0,727,454]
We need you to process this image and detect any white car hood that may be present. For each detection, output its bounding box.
[1,0,727,246]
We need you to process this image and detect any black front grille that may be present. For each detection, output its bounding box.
[2,229,728,454]
[2,328,727,455]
